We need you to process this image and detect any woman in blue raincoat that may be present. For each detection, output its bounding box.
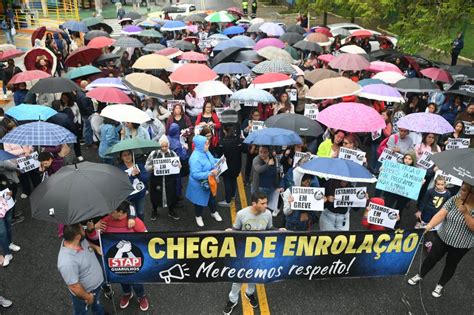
[185,135,222,227]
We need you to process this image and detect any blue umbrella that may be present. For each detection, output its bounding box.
[208,34,230,40]
[232,35,255,48]
[213,62,251,75]
[358,78,386,87]
[213,39,243,52]
[65,65,102,80]
[298,158,377,183]
[244,127,302,146]
[6,104,57,121]
[0,121,77,146]
[62,20,89,33]
[0,150,18,161]
[229,88,277,104]
[161,21,187,31]
[223,25,245,35]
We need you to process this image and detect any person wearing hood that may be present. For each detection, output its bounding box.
[295,75,309,114]
[185,135,222,227]
[145,135,181,221]
[168,123,189,197]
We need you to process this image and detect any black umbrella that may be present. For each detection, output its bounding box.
[265,113,324,137]
[293,40,322,53]
[30,77,80,94]
[143,43,166,53]
[286,24,305,34]
[431,148,474,186]
[88,23,113,34]
[235,50,262,62]
[395,78,439,93]
[124,11,142,20]
[448,65,474,79]
[280,32,304,45]
[95,53,120,64]
[30,162,134,224]
[84,30,110,41]
[173,40,195,51]
[212,47,244,67]
[368,49,398,61]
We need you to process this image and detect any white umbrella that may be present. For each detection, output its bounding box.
[195,81,233,98]
[100,104,150,124]
[340,45,367,55]
[250,17,265,25]
[373,71,405,84]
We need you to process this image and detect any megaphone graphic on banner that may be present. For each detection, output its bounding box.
[159,263,190,284]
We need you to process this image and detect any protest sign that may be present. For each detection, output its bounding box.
[243,101,259,107]
[167,99,186,112]
[0,189,15,210]
[215,155,228,179]
[292,151,316,167]
[334,187,367,208]
[286,89,298,102]
[304,104,319,120]
[153,157,180,176]
[338,147,366,165]
[435,170,463,186]
[101,229,423,284]
[214,107,226,120]
[290,186,325,211]
[16,152,40,173]
[371,129,381,141]
[463,121,473,135]
[446,138,470,150]
[251,120,265,132]
[367,202,399,229]
[376,160,427,200]
[416,151,434,169]
[378,148,403,163]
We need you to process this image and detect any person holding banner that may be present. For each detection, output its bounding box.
[186,135,222,227]
[320,179,352,231]
[408,182,474,298]
[145,135,181,221]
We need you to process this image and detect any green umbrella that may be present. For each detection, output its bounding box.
[205,11,235,23]
[106,138,160,156]
[137,29,163,38]
[82,17,102,27]
[284,46,300,60]
[65,65,102,80]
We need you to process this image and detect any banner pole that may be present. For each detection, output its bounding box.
[98,231,118,314]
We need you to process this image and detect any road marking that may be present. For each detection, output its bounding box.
[235,174,271,315]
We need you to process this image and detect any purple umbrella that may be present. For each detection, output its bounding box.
[254,38,285,51]
[357,84,405,103]
[328,53,370,71]
[396,113,454,134]
[122,25,142,35]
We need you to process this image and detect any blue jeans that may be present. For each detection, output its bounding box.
[5,30,14,44]
[2,83,6,95]
[83,116,94,145]
[130,196,145,221]
[319,209,350,231]
[70,286,104,315]
[0,209,13,255]
[121,283,144,298]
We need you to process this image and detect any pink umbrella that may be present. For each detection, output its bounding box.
[156,47,183,59]
[351,29,373,37]
[0,48,25,61]
[317,102,386,133]
[317,54,335,63]
[315,27,333,38]
[367,61,403,74]
[87,36,115,49]
[8,70,51,85]
[86,87,133,104]
[329,53,370,71]
[169,64,218,85]
[420,67,453,83]
[252,72,295,89]
[305,33,330,45]
[180,51,208,62]
[254,38,285,51]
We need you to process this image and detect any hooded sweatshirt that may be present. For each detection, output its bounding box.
[168,123,188,161]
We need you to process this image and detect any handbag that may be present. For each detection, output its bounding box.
[10,27,16,36]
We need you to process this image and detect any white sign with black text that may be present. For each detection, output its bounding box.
[215,155,228,179]
[378,148,404,163]
[367,202,399,229]
[446,138,470,150]
[292,151,316,168]
[416,151,435,169]
[290,186,325,211]
[251,120,265,132]
[435,170,463,186]
[304,104,319,120]
[463,121,473,135]
[17,152,40,173]
[334,187,367,208]
[338,147,366,165]
[153,157,180,176]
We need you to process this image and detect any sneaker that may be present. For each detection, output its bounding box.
[150,210,158,221]
[102,284,114,299]
[11,216,25,226]
[8,243,20,252]
[407,274,422,286]
[245,293,258,308]
[218,201,231,208]
[2,254,12,267]
[0,296,12,308]
[223,300,237,315]
[20,193,28,199]
[195,216,204,227]
[138,296,149,311]
[432,284,443,298]
[211,211,223,222]
[168,210,180,220]
[77,156,84,162]
[119,292,133,309]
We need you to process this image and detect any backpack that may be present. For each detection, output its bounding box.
[376,134,398,157]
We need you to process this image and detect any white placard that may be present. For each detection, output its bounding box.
[153,157,180,176]
[416,151,435,169]
[435,170,463,186]
[17,152,40,173]
[446,138,470,150]
[0,189,15,210]
[286,88,297,102]
[378,148,404,163]
[250,120,265,132]
[463,121,473,135]
[243,101,259,107]
[304,104,319,120]
[215,155,228,178]
[167,99,186,112]
[334,187,367,208]
[371,129,382,141]
[367,202,399,229]
[290,186,325,211]
[338,147,366,165]
[292,151,316,167]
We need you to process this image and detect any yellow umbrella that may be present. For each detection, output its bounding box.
[123,73,172,99]
[132,54,174,70]
[306,77,361,100]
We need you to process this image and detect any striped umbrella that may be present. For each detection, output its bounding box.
[280,32,304,45]
[205,11,235,23]
[252,60,296,75]
[229,88,277,104]
[213,62,251,75]
[0,121,76,146]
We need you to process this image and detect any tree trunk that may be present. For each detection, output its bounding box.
[323,11,327,26]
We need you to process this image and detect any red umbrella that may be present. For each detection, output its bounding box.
[31,26,46,46]
[8,70,51,85]
[420,67,453,83]
[87,36,115,49]
[24,47,57,75]
[252,72,295,89]
[169,64,218,85]
[86,87,133,104]
[306,33,330,45]
[227,7,244,17]
[64,47,102,67]
[180,51,208,62]
[315,27,333,38]
[351,29,373,37]
[0,49,25,61]
[156,47,183,59]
